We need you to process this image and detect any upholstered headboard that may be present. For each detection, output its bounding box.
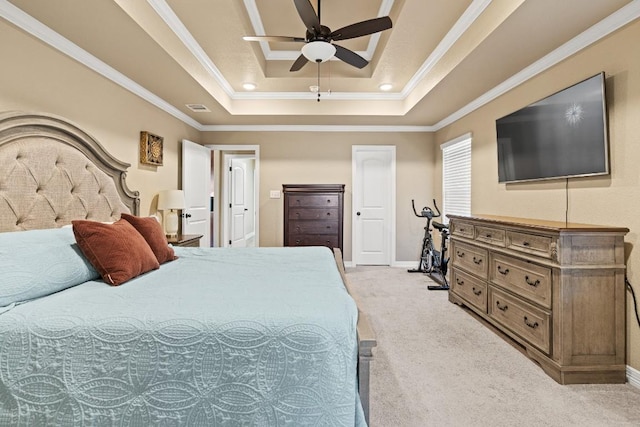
[0,112,139,232]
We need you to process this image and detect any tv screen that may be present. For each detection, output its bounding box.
[496,73,609,183]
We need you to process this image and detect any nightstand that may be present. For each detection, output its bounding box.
[167,234,202,247]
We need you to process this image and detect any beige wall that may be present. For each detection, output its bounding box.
[433,20,640,370]
[203,131,435,261]
[0,20,200,216]
[7,3,639,373]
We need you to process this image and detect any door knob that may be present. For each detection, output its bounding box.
[181,213,192,218]
[356,212,361,216]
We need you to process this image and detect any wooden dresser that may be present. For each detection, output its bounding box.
[283,184,344,252]
[447,214,628,384]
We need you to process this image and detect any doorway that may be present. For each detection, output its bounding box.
[208,145,260,248]
[352,145,396,265]
[223,154,256,247]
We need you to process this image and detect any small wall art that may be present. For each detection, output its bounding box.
[140,131,163,166]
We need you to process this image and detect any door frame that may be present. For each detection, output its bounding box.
[222,153,256,247]
[207,145,260,247]
[351,145,396,266]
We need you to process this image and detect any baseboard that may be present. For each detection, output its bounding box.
[627,365,640,389]
[344,261,417,269]
[392,261,416,268]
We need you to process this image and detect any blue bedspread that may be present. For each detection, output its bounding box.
[0,246,365,426]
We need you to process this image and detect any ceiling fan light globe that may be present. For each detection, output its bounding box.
[301,41,336,63]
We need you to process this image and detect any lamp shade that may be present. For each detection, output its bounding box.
[301,41,336,63]
[157,190,185,210]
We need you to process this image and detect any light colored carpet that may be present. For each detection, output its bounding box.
[346,266,640,427]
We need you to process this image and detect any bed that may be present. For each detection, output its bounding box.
[0,112,375,426]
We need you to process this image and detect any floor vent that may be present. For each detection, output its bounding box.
[186,104,211,112]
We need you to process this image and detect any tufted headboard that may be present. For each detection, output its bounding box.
[0,112,139,232]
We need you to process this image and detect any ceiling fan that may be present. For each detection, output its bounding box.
[243,0,393,72]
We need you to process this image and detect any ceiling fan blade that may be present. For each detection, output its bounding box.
[330,16,392,41]
[294,0,321,34]
[243,35,305,43]
[333,44,368,69]
[290,54,309,72]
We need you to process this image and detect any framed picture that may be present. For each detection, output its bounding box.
[140,131,163,166]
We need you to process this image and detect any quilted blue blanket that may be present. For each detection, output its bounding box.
[0,246,365,426]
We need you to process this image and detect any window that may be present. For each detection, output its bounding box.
[441,133,471,223]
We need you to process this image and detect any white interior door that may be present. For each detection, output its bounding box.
[222,154,256,247]
[230,158,247,247]
[352,146,395,265]
[181,139,211,247]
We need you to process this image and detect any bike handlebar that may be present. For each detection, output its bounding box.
[411,199,441,219]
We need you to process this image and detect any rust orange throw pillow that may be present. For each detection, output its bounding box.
[72,219,160,286]
[120,213,177,264]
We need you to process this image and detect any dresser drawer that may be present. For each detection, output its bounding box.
[451,241,489,279]
[288,235,339,248]
[507,230,554,259]
[451,220,474,239]
[490,253,552,309]
[289,207,339,220]
[288,220,340,235]
[451,269,487,313]
[288,194,339,208]
[489,287,551,355]
[475,226,506,247]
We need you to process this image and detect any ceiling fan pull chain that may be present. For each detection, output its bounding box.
[317,61,321,102]
[327,58,331,95]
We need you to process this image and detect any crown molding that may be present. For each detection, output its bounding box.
[433,0,640,131]
[401,0,491,98]
[2,0,637,133]
[147,0,234,96]
[200,124,434,132]
[0,0,203,130]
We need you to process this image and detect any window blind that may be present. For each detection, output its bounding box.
[441,134,471,222]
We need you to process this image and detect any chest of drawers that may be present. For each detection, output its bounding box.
[283,184,344,252]
[448,214,628,384]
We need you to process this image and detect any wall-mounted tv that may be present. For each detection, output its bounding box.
[496,72,609,183]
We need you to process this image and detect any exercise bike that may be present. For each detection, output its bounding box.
[408,199,450,291]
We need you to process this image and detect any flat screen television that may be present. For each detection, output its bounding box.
[496,72,609,183]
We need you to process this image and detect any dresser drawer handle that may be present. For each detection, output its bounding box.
[295,239,301,245]
[459,228,467,233]
[525,276,540,287]
[296,212,300,217]
[456,278,464,286]
[472,287,482,296]
[295,226,301,232]
[484,233,492,239]
[497,266,509,275]
[524,316,539,329]
[326,240,331,245]
[326,225,331,229]
[327,199,331,203]
[456,251,465,258]
[522,241,531,247]
[496,301,508,312]
[326,212,331,216]
[473,257,483,265]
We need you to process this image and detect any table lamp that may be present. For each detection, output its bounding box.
[157,189,185,237]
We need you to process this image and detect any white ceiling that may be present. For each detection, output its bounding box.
[1,0,638,130]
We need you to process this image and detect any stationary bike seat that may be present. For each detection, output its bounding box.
[433,221,448,231]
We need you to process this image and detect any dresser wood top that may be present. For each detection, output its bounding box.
[448,214,629,234]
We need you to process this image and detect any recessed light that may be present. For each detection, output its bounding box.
[379,83,393,91]
[243,82,257,91]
